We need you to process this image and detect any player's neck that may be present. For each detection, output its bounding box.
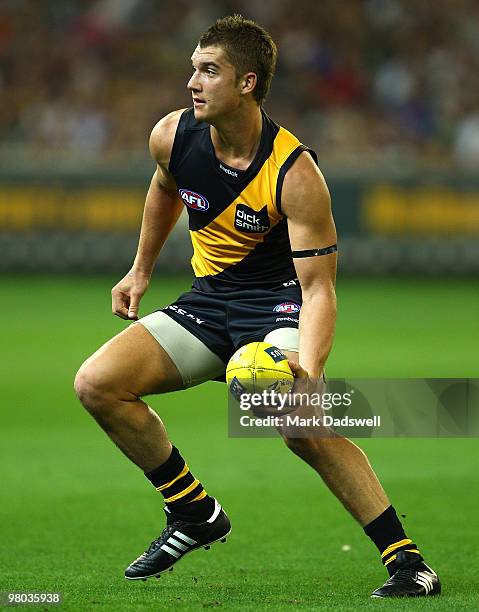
[210,106,262,170]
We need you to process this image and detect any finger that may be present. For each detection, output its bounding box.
[112,291,130,320]
[127,292,140,320]
[288,360,308,379]
[113,301,130,319]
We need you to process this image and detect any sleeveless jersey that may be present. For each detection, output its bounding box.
[169,108,317,292]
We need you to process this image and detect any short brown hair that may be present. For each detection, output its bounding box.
[199,14,277,106]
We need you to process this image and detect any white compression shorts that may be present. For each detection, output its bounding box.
[138,311,299,389]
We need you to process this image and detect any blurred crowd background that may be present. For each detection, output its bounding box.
[1,0,479,173]
[1,0,478,274]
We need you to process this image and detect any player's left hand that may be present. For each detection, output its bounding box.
[271,360,328,438]
[288,360,321,394]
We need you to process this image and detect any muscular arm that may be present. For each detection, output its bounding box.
[132,173,182,276]
[281,152,337,378]
[111,109,185,319]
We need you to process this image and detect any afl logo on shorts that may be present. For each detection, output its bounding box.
[273,302,301,314]
[179,189,209,211]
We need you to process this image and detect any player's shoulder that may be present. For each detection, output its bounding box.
[149,109,187,165]
[281,150,330,218]
[287,148,322,182]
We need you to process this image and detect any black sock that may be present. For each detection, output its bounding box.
[364,506,424,576]
[145,446,215,522]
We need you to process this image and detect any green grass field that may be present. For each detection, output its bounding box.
[1,275,478,610]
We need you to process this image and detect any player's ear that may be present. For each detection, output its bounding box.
[240,72,257,96]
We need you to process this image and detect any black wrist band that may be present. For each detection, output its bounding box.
[291,244,337,258]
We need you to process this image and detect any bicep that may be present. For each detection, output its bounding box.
[147,166,184,226]
[282,152,337,289]
[153,163,179,195]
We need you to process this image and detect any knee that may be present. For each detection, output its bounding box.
[74,362,115,415]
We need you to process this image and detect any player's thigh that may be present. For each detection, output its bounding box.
[77,322,183,399]
[137,311,225,388]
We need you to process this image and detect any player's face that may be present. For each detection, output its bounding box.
[188,45,242,122]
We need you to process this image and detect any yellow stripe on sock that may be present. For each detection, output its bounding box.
[384,549,420,566]
[381,538,413,559]
[165,479,200,503]
[384,554,397,566]
[156,464,189,492]
[188,490,207,503]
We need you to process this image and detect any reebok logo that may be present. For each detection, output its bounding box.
[219,163,238,177]
[234,204,270,233]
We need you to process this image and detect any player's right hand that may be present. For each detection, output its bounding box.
[111,269,150,320]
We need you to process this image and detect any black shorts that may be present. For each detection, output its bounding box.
[160,279,302,364]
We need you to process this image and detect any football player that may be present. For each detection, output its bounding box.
[74,15,440,598]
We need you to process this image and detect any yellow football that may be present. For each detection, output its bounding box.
[226,341,294,400]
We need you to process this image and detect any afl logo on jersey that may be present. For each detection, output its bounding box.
[273,302,301,314]
[179,189,210,211]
